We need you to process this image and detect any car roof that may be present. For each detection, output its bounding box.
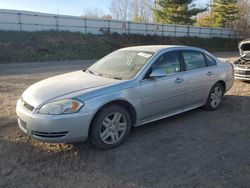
[120,45,202,53]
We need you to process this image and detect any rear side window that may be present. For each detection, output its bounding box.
[205,55,217,66]
[182,51,206,71]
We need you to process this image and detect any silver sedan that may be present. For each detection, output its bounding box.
[16,45,234,149]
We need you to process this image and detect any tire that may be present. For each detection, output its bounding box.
[204,82,224,111]
[90,104,132,150]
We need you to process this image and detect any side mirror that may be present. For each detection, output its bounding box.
[149,69,167,78]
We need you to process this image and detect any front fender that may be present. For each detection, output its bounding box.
[81,85,142,126]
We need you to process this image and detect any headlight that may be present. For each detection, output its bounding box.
[38,99,84,115]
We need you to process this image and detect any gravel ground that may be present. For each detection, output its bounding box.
[0,52,250,188]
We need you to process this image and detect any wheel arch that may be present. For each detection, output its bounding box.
[88,99,137,136]
[216,80,226,92]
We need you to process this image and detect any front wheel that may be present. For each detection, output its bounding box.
[90,105,132,150]
[204,83,224,110]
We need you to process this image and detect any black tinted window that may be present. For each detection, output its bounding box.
[183,51,206,71]
[152,51,181,74]
[205,55,216,66]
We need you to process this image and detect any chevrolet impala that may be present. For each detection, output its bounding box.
[16,45,234,149]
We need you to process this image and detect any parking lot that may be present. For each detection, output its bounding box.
[0,52,250,188]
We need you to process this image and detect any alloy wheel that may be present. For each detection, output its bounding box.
[99,112,127,145]
[210,86,222,108]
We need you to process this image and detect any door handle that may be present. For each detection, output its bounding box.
[207,71,214,77]
[175,78,184,83]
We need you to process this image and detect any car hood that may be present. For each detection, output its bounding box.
[239,39,250,56]
[22,70,121,108]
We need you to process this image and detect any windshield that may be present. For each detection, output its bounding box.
[86,50,154,80]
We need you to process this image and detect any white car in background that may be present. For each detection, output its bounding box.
[233,39,250,81]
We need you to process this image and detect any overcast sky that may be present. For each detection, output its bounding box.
[0,0,209,16]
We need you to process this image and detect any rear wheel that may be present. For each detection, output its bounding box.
[90,105,131,150]
[204,83,224,110]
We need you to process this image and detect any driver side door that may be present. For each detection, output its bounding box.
[140,51,186,121]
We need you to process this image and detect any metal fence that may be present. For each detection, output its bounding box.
[0,9,239,38]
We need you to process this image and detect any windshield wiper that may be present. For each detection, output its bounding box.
[105,75,123,80]
[86,70,122,80]
[86,69,105,77]
[113,76,123,80]
[86,69,94,75]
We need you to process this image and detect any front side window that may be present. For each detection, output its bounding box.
[152,51,181,75]
[205,54,217,66]
[183,51,206,71]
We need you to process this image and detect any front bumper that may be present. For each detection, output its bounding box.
[16,99,93,143]
[234,67,250,81]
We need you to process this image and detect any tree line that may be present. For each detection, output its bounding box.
[82,0,250,30]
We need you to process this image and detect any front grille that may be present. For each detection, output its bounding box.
[234,69,250,75]
[32,131,68,138]
[21,98,34,111]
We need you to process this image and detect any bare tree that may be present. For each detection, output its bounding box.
[82,8,112,19]
[233,0,250,31]
[109,0,153,21]
[109,0,131,20]
[82,8,104,19]
[101,15,113,20]
[130,0,154,22]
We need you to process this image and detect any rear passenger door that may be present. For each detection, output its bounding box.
[181,50,217,108]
